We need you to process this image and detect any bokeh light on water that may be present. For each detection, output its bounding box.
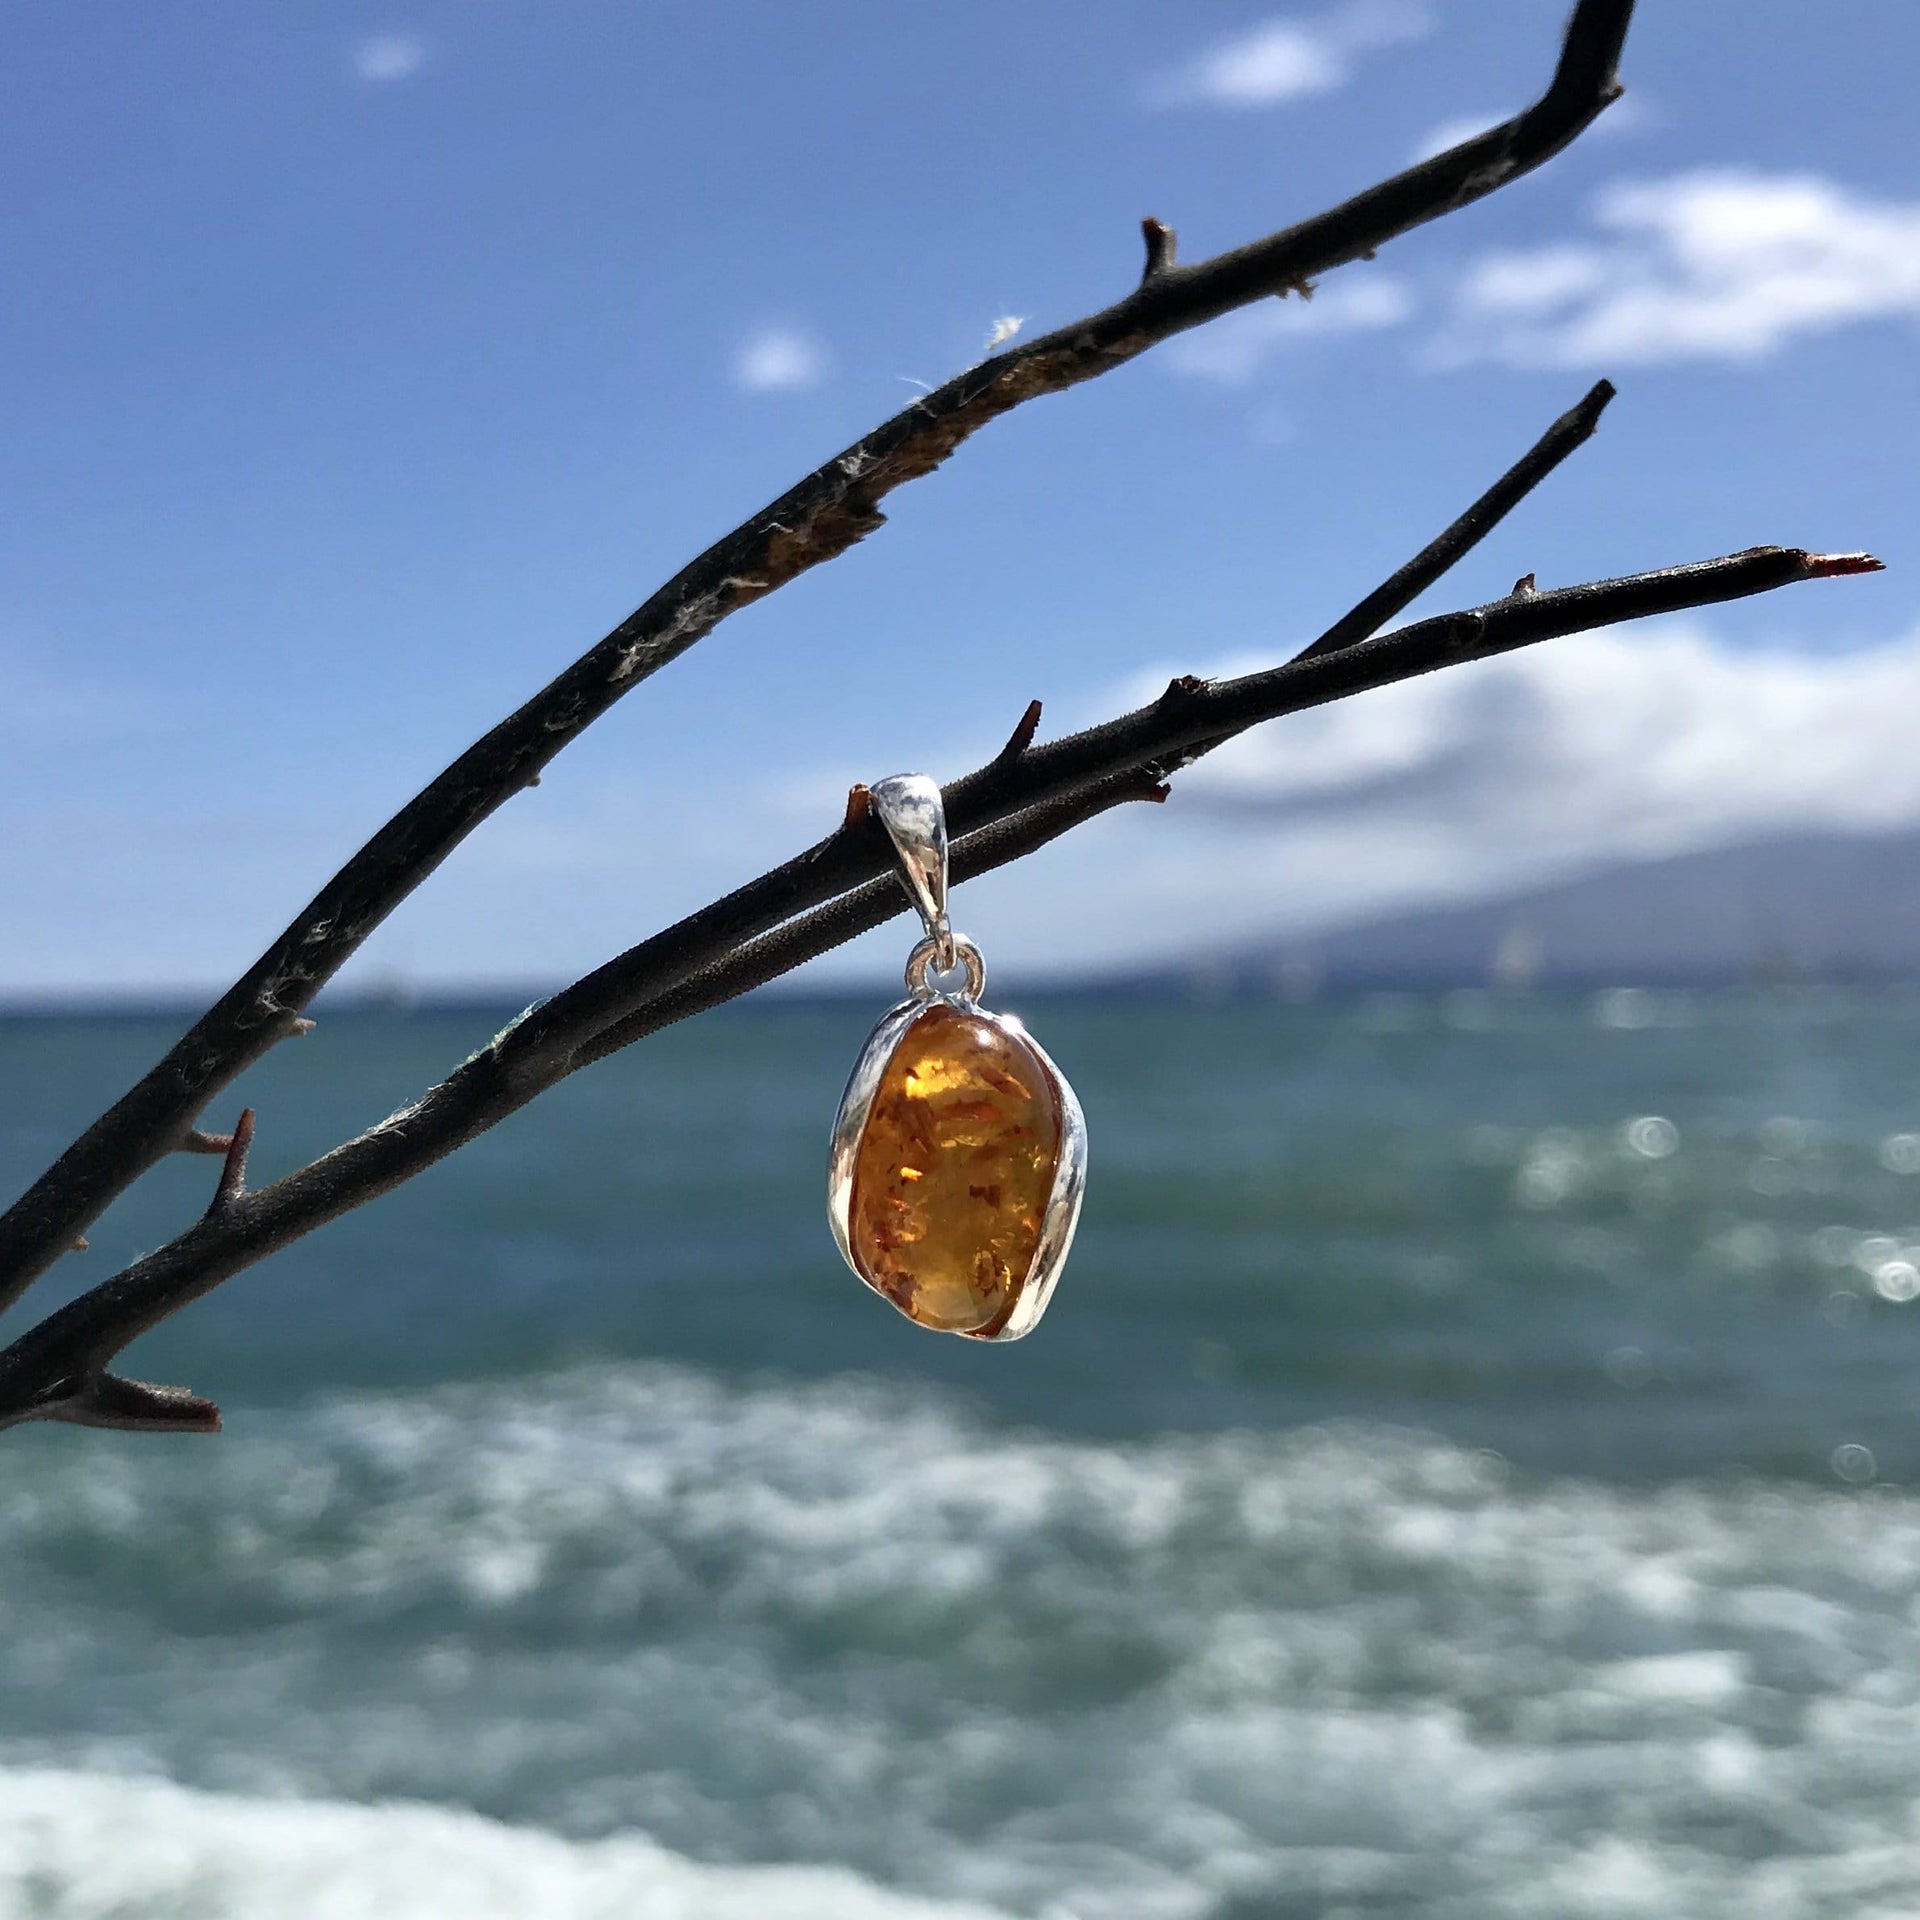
[8,988,1920,1915]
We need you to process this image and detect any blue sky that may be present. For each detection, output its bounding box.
[4,1,1918,994]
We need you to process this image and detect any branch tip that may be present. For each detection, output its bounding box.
[1566,378,1616,435]
[1802,551,1885,579]
[841,783,873,830]
[997,699,1044,761]
[208,1109,256,1216]
[0,0,1653,1329]
[46,1373,222,1435]
[1294,379,1626,666]
[0,534,1869,1416]
[1140,217,1178,281]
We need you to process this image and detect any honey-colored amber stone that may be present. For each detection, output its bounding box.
[849,1004,1063,1335]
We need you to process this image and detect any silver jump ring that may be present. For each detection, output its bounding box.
[905,932,986,1003]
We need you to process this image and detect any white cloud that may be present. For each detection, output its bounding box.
[1165,275,1412,382]
[733,327,827,393]
[1079,622,1920,950]
[353,33,426,83]
[74,617,1900,993]
[1444,170,1920,368]
[1149,0,1431,109]
[773,617,1920,980]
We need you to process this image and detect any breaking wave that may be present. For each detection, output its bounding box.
[6,1361,1920,1917]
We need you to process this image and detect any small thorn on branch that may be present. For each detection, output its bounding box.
[841,783,873,830]
[47,1373,222,1435]
[291,1017,316,1037]
[206,1108,256,1218]
[70,1235,88,1254]
[1511,572,1538,597]
[996,699,1043,762]
[1802,551,1886,578]
[1140,217,1178,281]
[1159,674,1208,706]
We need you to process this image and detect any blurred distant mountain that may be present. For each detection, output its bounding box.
[1156,827,1920,993]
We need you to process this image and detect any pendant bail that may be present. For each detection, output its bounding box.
[869,773,955,970]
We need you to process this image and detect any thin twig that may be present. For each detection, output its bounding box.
[1140,217,1178,282]
[1291,380,1615,662]
[206,1110,255,1218]
[499,550,1872,1097]
[587,375,1641,1059]
[577,772,1180,1071]
[996,699,1046,763]
[0,0,1638,1314]
[41,1374,223,1436]
[0,542,1876,1433]
[1152,377,1617,783]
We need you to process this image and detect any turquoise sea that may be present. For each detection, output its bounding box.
[6,989,1920,1917]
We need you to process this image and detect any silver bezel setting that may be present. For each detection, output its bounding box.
[826,992,1087,1342]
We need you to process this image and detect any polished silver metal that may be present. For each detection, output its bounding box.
[829,768,1086,1341]
[869,772,954,971]
[905,931,986,1004]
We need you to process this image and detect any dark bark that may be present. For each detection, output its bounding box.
[6,0,1879,1437]
[0,0,1640,1313]
[0,543,1879,1432]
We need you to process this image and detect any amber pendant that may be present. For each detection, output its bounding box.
[827,776,1086,1341]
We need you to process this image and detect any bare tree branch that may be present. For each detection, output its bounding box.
[1291,380,1615,663]
[40,1373,223,1437]
[205,1110,256,1219]
[996,699,1048,765]
[13,0,1864,1445]
[0,540,1878,1434]
[506,549,1883,1088]
[1139,217,1179,283]
[0,0,1638,1313]
[604,554,1896,1057]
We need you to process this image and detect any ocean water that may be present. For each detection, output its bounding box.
[6,990,1920,1917]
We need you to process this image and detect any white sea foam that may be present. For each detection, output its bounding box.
[0,1768,1009,1920]
[8,1363,1920,1917]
